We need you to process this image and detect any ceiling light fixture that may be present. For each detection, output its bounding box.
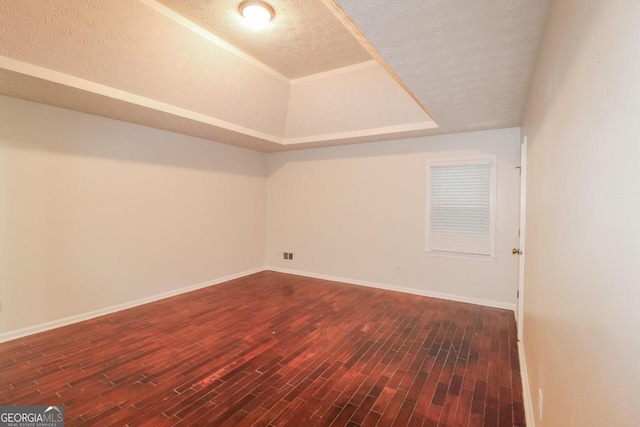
[239,0,275,29]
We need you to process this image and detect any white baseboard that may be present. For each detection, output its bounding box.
[266,266,516,311]
[0,267,266,344]
[1,266,515,344]
[519,340,535,427]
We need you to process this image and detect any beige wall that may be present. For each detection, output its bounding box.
[521,0,640,425]
[0,95,267,334]
[0,96,520,338]
[267,128,521,307]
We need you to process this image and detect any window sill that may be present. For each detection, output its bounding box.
[424,250,496,262]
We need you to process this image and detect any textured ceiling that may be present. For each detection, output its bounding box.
[0,0,550,151]
[157,0,372,79]
[336,0,550,133]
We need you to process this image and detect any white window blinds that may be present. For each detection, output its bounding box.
[426,157,496,257]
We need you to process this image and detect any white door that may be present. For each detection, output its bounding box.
[515,136,528,341]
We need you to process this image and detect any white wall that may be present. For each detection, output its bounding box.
[266,128,521,307]
[521,0,640,425]
[0,95,267,335]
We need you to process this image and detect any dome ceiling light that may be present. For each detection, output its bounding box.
[239,0,275,29]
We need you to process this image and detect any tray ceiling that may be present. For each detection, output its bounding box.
[0,0,549,152]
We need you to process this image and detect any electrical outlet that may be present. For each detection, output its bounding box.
[282,252,294,261]
[538,388,543,419]
[289,252,293,261]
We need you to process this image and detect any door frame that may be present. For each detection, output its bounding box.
[517,136,528,341]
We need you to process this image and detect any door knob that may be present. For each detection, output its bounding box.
[512,248,522,255]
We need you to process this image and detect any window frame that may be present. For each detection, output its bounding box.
[425,154,497,261]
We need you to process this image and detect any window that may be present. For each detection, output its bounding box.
[426,155,497,259]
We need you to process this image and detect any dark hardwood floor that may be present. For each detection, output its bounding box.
[0,271,525,426]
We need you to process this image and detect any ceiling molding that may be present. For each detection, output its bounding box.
[0,56,437,152]
[0,55,439,150]
[283,120,438,145]
[0,55,283,144]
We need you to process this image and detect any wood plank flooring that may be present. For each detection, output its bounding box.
[0,271,525,426]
